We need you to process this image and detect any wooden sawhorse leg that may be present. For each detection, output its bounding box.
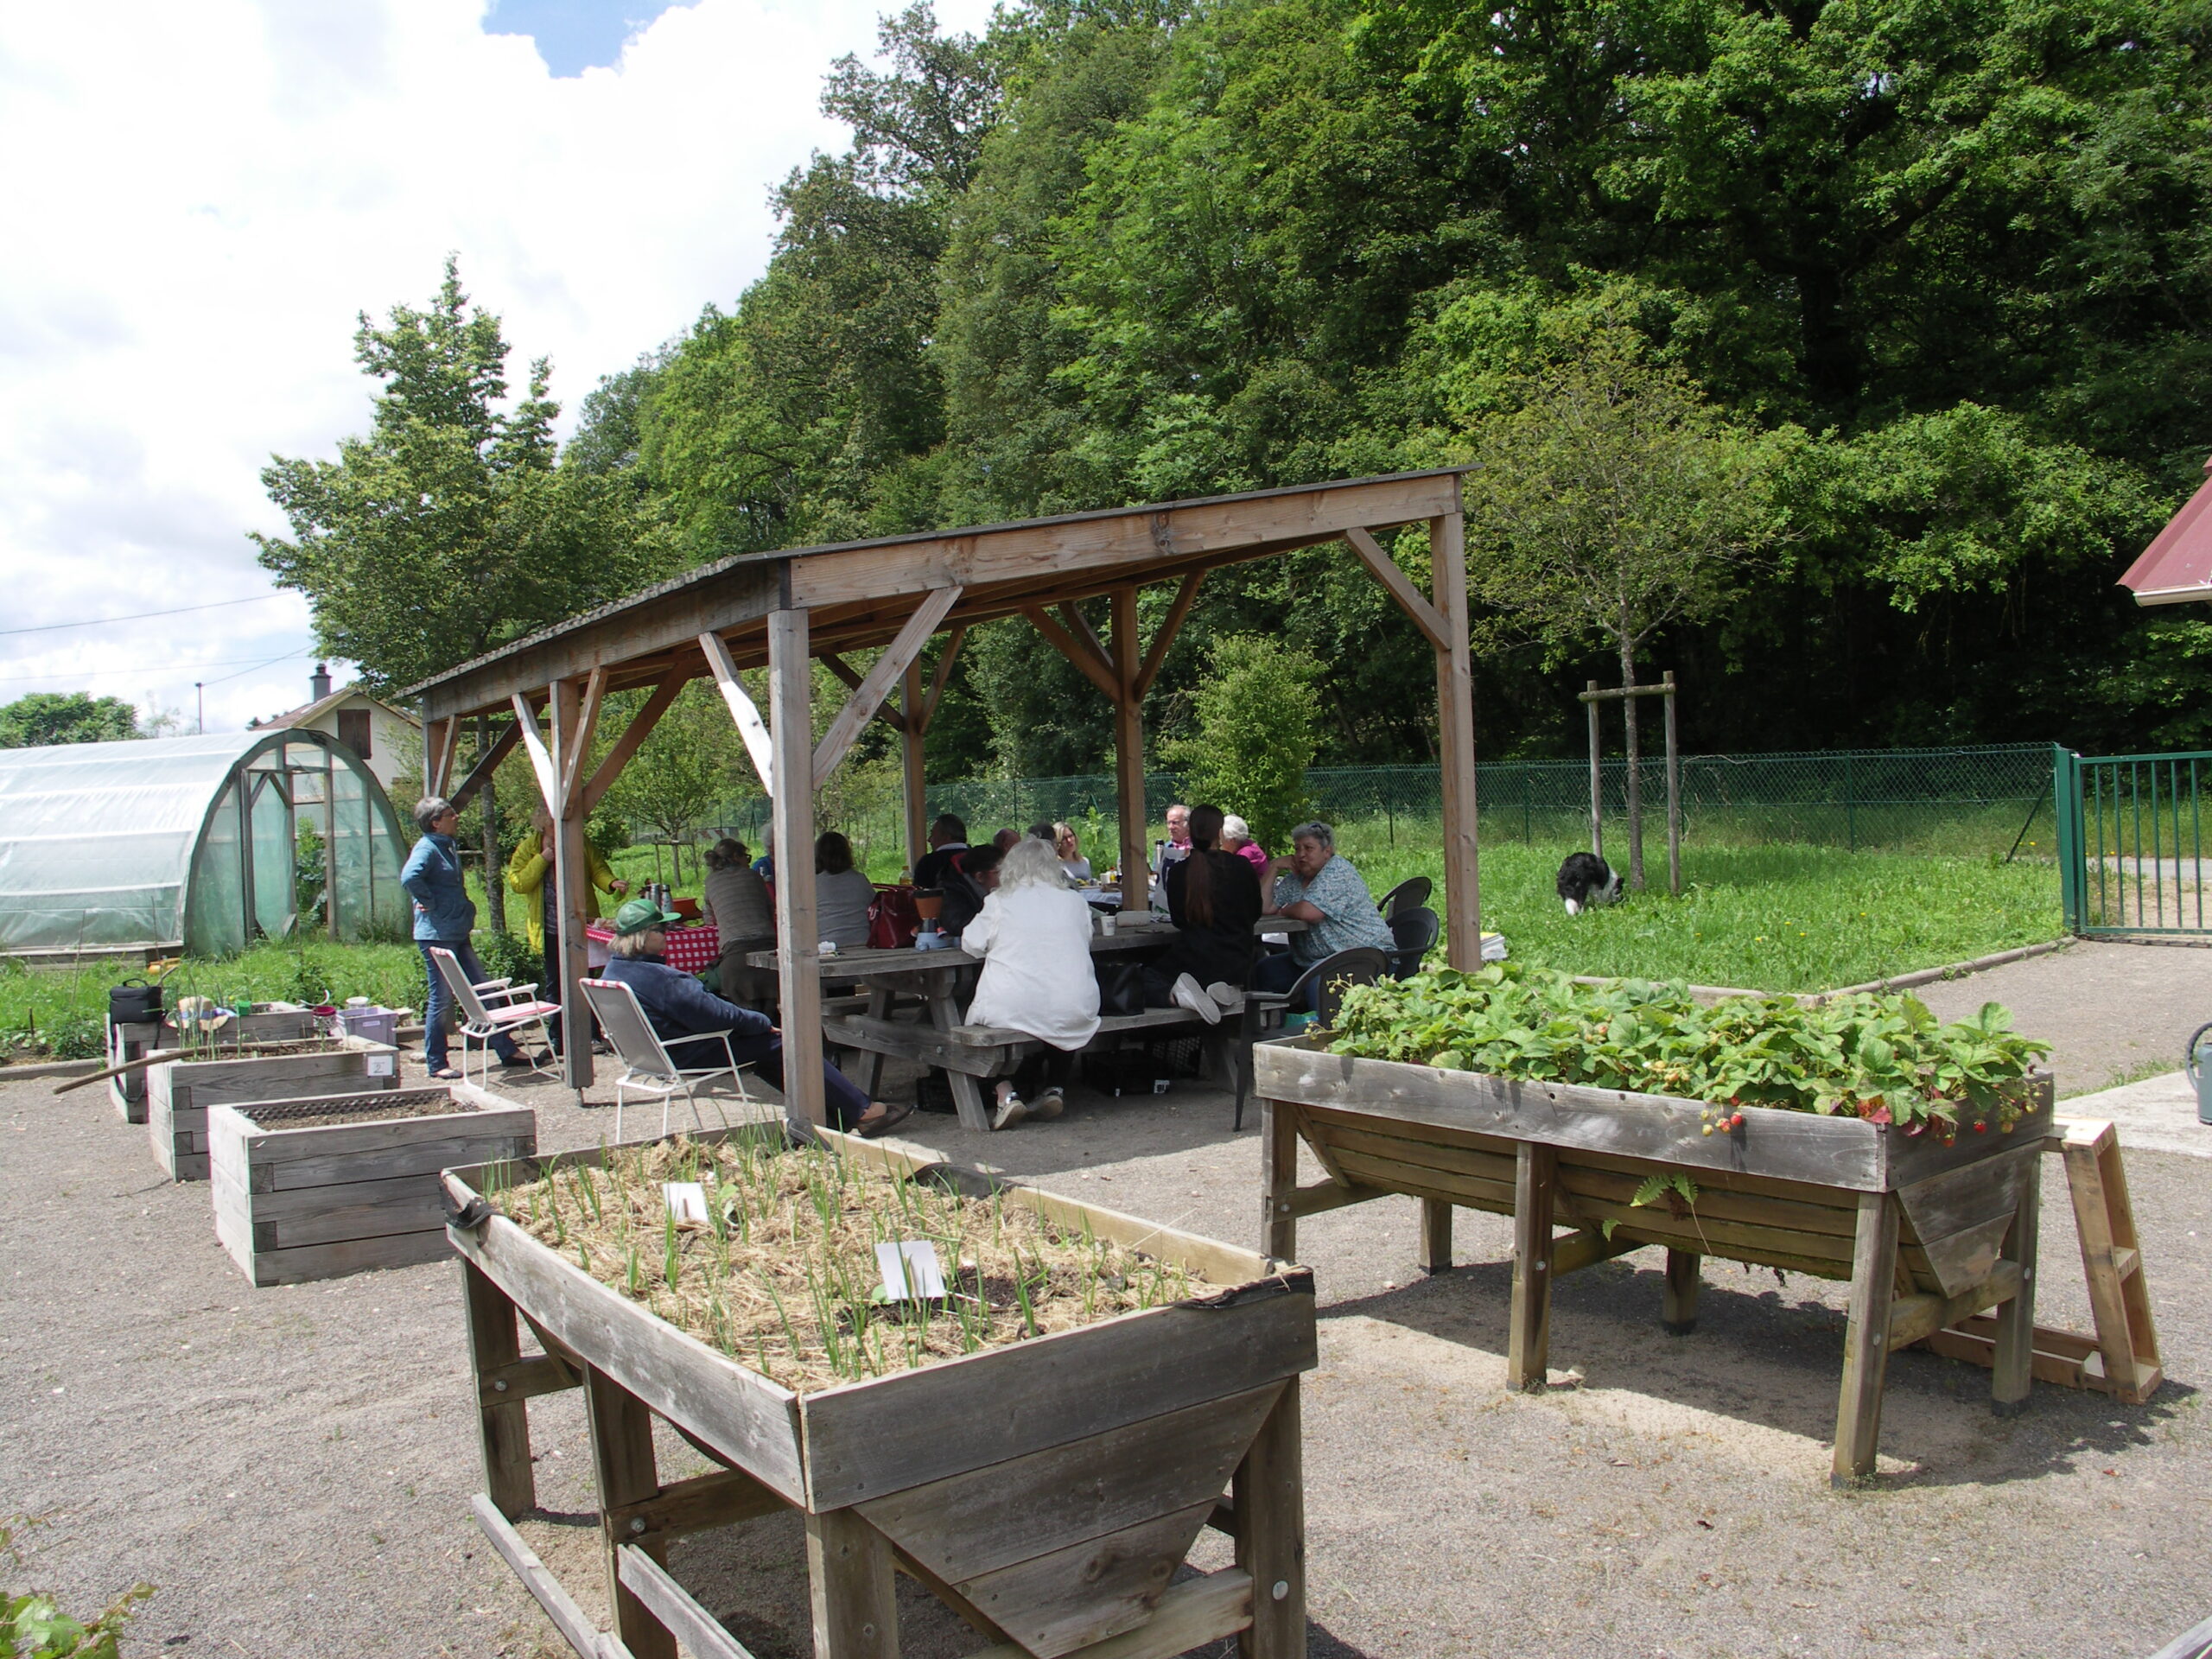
[1509,1144,1556,1392]
[1419,1198,1453,1274]
[461,1260,536,1519]
[1833,1192,1900,1486]
[1262,1099,1299,1262]
[1235,1376,1305,1659]
[1662,1249,1701,1335]
[807,1509,900,1658]
[1991,1154,2042,1417]
[586,1364,676,1659]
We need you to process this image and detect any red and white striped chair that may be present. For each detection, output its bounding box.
[426,947,558,1086]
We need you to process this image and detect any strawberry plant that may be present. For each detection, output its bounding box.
[1325,964,2050,1139]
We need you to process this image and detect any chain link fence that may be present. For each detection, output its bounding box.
[664,744,2056,876]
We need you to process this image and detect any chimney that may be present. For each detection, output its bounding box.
[310,662,331,701]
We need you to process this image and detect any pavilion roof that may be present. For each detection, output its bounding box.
[2120,459,2212,607]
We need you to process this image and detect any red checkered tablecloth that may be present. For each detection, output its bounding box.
[584,919,721,974]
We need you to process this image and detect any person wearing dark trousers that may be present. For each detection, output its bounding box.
[401,797,525,1080]
[599,899,914,1138]
[1139,804,1261,1027]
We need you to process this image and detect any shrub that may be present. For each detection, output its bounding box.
[1165,635,1318,855]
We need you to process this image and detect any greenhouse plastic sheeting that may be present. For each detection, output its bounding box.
[0,729,407,957]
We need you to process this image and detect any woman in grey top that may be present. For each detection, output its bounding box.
[703,838,775,1001]
[813,830,879,948]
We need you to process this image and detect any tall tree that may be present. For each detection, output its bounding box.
[0,691,141,748]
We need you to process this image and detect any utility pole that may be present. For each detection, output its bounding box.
[194,682,204,734]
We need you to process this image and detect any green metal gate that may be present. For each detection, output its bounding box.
[2056,743,2212,935]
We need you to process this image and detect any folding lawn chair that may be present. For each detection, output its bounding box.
[427,946,558,1087]
[581,977,756,1141]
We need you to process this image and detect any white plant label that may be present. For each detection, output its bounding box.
[365,1053,396,1077]
[664,1182,709,1225]
[875,1240,946,1302]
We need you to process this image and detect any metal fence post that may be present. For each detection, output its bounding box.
[2053,744,2082,932]
[1845,752,1856,853]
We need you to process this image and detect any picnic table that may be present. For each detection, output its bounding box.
[749,917,1303,1131]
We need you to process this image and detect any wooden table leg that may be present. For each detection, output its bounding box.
[1509,1143,1556,1392]
[861,984,892,1099]
[461,1260,535,1518]
[1420,1198,1453,1274]
[807,1508,899,1659]
[1662,1249,1701,1335]
[1235,1376,1305,1659]
[925,987,995,1133]
[1992,1154,2042,1418]
[1262,1099,1299,1263]
[586,1365,676,1659]
[1832,1192,1900,1487]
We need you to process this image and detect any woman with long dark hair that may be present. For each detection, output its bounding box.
[1141,804,1261,1025]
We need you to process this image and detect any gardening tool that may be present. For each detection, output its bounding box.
[2188,1021,2212,1126]
[52,1037,320,1096]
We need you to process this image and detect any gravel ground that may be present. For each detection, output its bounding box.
[5,941,2212,1658]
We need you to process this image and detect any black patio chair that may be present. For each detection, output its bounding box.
[1376,876,1432,918]
[1385,906,1440,979]
[1230,944,1389,1131]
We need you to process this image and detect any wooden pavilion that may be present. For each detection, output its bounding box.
[410,467,1481,1119]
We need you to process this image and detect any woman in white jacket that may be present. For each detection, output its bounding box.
[961,835,1101,1128]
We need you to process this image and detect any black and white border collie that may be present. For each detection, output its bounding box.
[1556,852,1622,915]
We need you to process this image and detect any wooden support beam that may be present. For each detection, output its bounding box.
[769,610,825,1128]
[550,678,596,1093]
[426,715,462,798]
[922,625,965,727]
[1419,1198,1453,1274]
[814,586,961,785]
[1991,1157,2041,1418]
[1026,605,1123,702]
[1233,1378,1305,1659]
[1832,1192,1900,1485]
[461,1261,536,1517]
[477,1351,580,1408]
[587,1366,673,1659]
[903,657,929,874]
[1430,512,1483,963]
[825,657,908,732]
[1886,1260,2024,1353]
[805,1508,899,1659]
[1059,601,1112,675]
[560,667,607,812]
[701,630,776,795]
[1509,1142,1556,1391]
[581,664,687,813]
[447,720,522,814]
[619,1547,753,1659]
[607,1467,785,1546]
[510,694,560,813]
[1110,585,1149,912]
[1345,527,1450,652]
[1134,570,1205,699]
[1662,1249,1701,1334]
[471,1496,614,1659]
[1553,1228,1642,1279]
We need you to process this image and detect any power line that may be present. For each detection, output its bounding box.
[200,648,316,687]
[0,649,319,686]
[0,592,286,637]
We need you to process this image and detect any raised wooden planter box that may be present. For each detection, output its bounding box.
[442,1128,1316,1659]
[106,1007,323,1123]
[147,1034,399,1180]
[1252,1036,2054,1485]
[210,1083,534,1286]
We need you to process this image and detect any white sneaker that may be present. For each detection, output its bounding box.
[1205,982,1241,1009]
[993,1090,1029,1130]
[1173,973,1221,1026]
[1031,1087,1065,1121]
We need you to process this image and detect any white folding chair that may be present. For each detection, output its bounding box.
[581,977,755,1141]
[428,946,558,1086]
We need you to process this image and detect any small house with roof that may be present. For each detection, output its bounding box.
[251,664,418,796]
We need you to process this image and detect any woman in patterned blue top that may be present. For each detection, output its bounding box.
[1256,821,1395,1007]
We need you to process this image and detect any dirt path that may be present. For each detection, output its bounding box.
[5,943,2211,1658]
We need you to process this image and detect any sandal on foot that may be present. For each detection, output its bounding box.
[429,1066,463,1081]
[855,1101,917,1140]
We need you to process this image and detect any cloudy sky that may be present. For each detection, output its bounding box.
[0,0,995,734]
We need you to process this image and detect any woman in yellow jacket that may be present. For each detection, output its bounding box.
[506,807,627,1054]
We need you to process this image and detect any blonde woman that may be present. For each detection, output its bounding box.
[961,835,1100,1128]
[1052,821,1092,881]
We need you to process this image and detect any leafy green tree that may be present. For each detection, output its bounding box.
[1165,634,1319,855]
[253,257,667,694]
[1461,330,1793,886]
[0,692,140,748]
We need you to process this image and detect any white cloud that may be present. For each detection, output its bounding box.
[0,0,994,734]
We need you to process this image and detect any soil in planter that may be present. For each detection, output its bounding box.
[488,1137,1209,1392]
[238,1090,476,1129]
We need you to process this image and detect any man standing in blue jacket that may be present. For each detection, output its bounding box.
[601,898,913,1137]
[401,797,526,1079]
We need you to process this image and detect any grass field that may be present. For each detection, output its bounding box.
[1,830,2064,1059]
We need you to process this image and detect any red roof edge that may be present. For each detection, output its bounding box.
[2120,454,2212,605]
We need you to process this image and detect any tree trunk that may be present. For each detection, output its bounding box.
[1619,636,1643,891]
[479,715,506,934]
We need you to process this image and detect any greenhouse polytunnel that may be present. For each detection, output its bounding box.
[0,730,408,957]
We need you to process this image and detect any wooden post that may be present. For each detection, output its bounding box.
[1110,587,1150,912]
[1430,512,1481,961]
[1586,680,1603,860]
[461,1261,535,1518]
[769,609,826,1128]
[1234,1377,1305,1659]
[1832,1192,1900,1485]
[1262,1098,1299,1262]
[1991,1155,2041,1418]
[806,1509,899,1659]
[1419,1199,1453,1275]
[902,657,928,876]
[585,1365,675,1659]
[1508,1142,1556,1390]
[548,678,594,1092]
[1663,671,1681,897]
[1662,1249,1700,1335]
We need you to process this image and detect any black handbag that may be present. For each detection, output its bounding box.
[1093,958,1144,1018]
[109,979,163,1024]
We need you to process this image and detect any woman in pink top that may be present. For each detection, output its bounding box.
[1222,814,1270,874]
